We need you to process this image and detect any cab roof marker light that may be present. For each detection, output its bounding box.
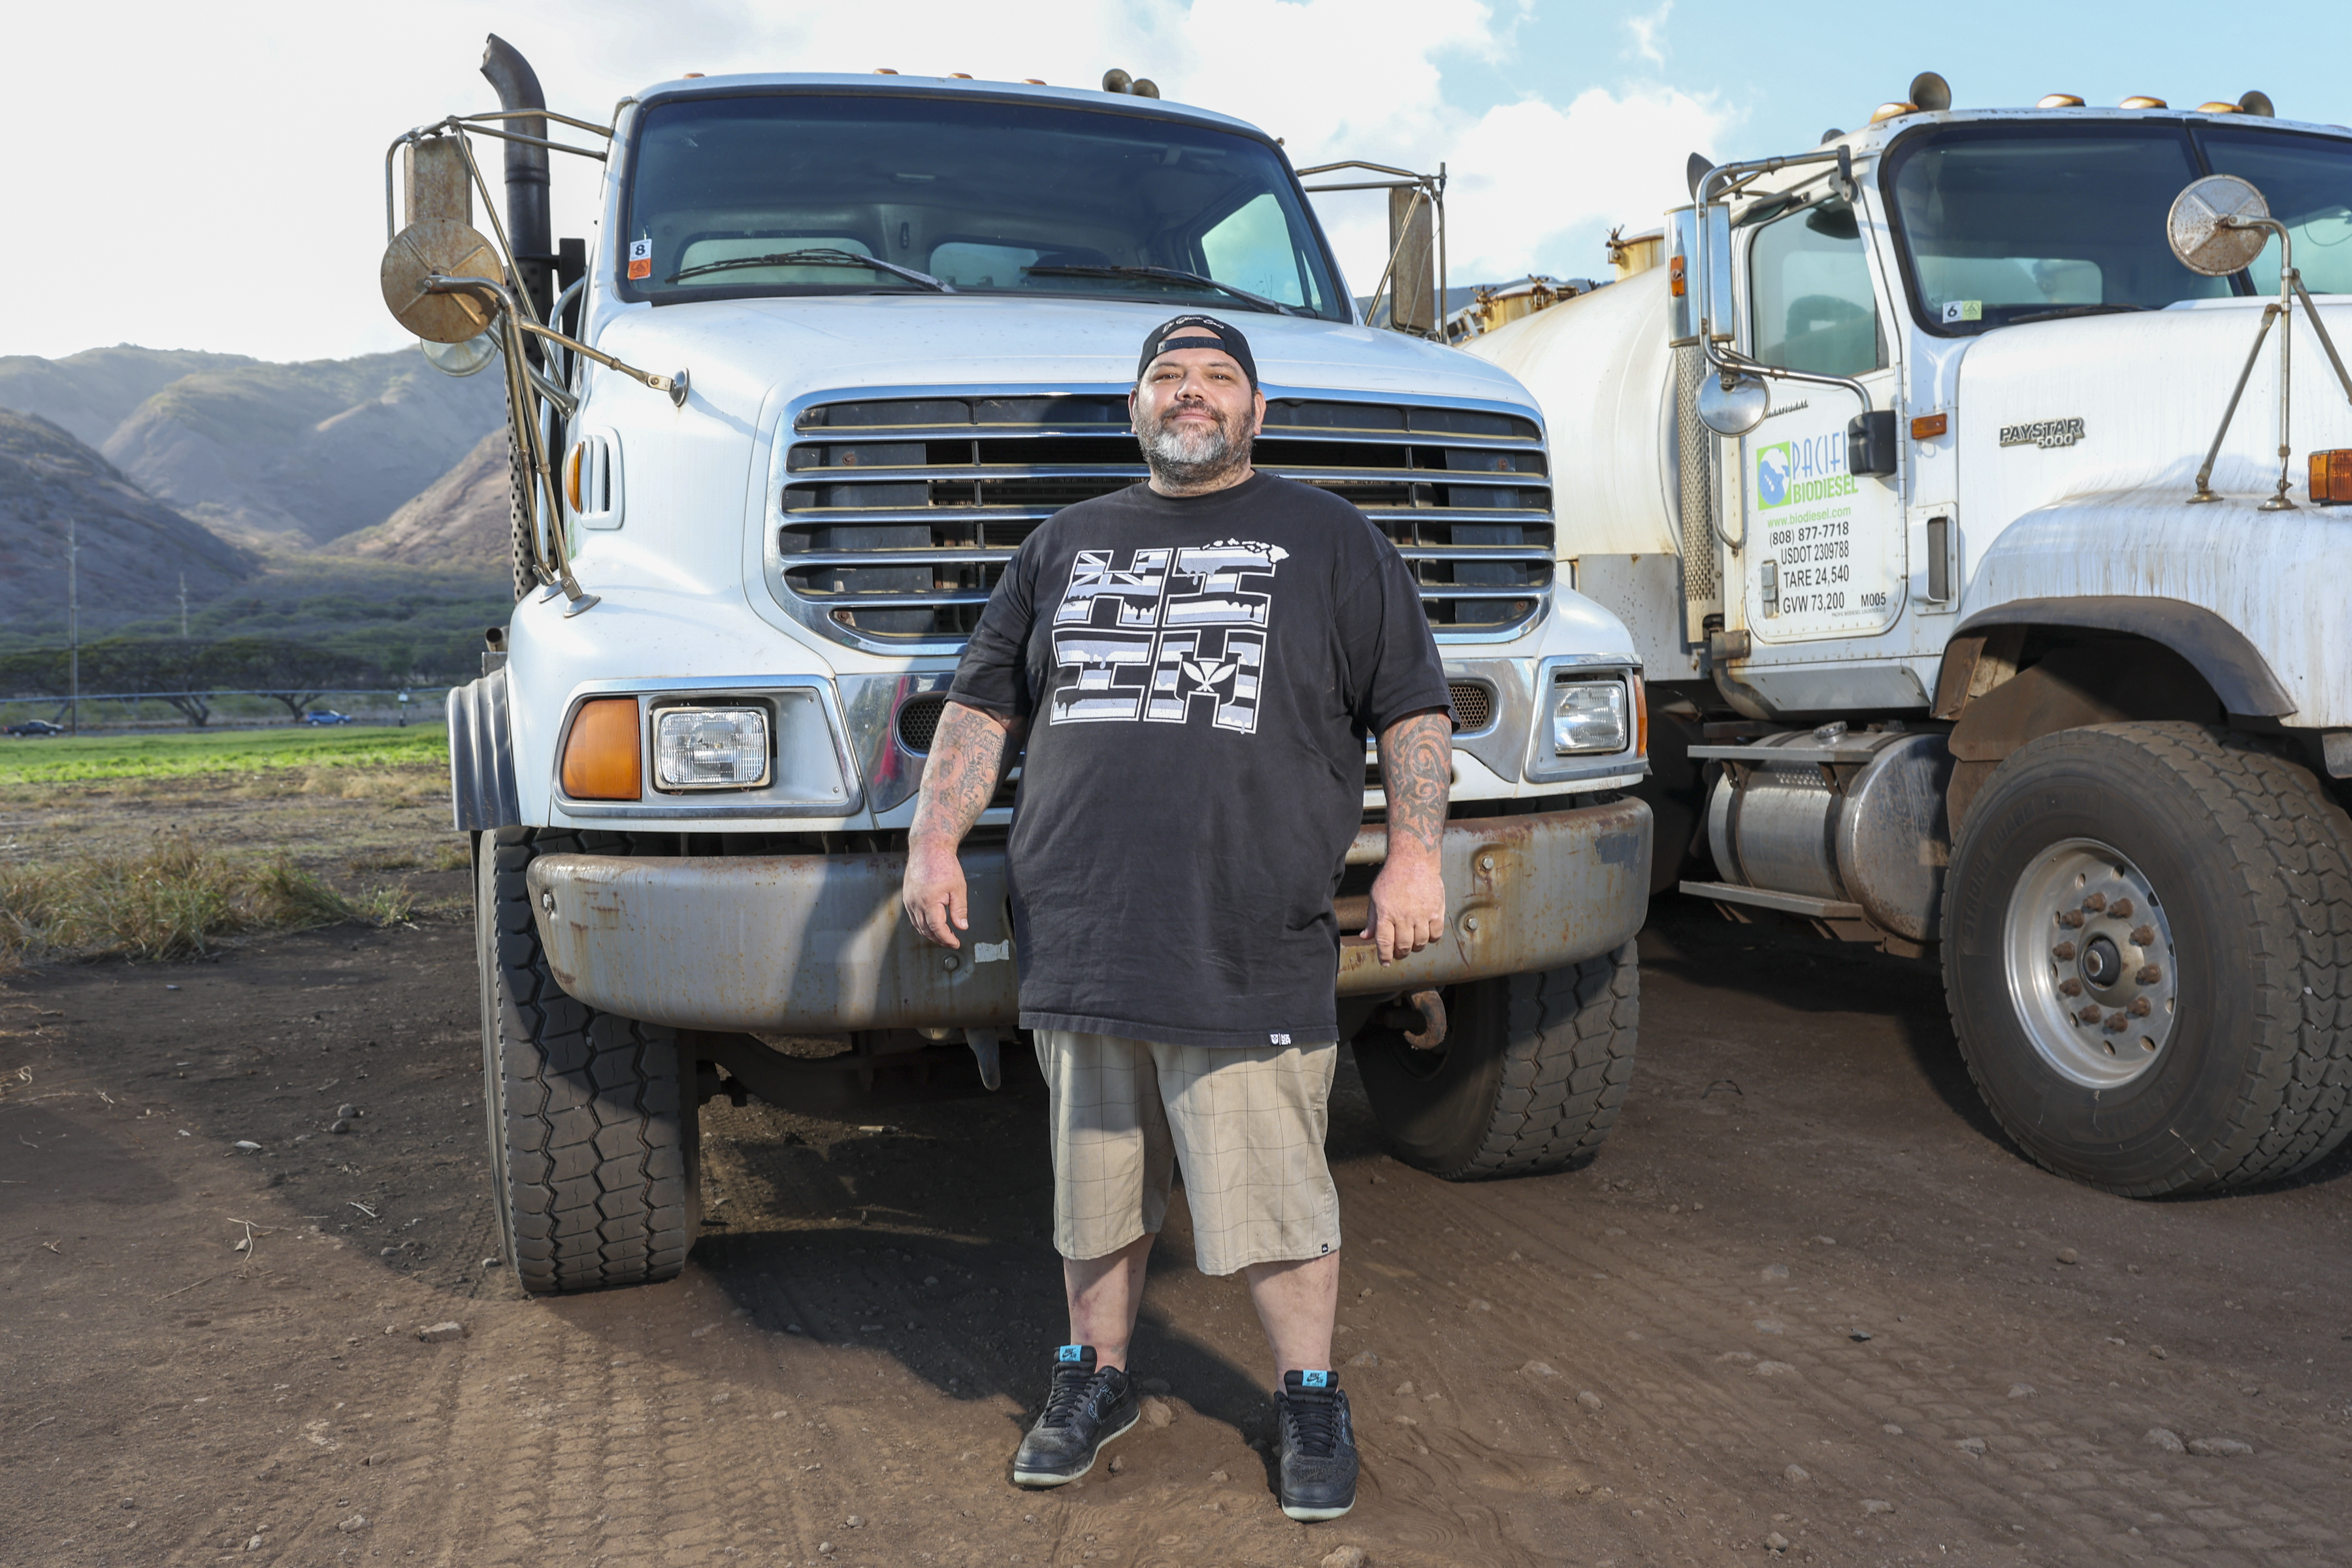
[1869,101,1919,125]
[2038,93,2086,108]
[2120,95,2168,109]
[2197,102,2242,114]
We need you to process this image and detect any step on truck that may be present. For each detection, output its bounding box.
[1469,71,2352,1197]
[378,38,1654,1294]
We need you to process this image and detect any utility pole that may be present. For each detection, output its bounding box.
[178,572,189,638]
[67,519,80,738]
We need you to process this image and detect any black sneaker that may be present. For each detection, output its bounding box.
[1276,1369,1358,1521]
[1011,1345,1139,1488]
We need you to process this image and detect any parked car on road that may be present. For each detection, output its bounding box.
[3,719,65,737]
[302,710,357,726]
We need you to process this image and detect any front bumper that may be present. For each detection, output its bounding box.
[526,799,1651,1034]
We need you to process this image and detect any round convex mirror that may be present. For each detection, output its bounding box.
[2167,175,2272,276]
[1697,370,1771,436]
[380,219,504,342]
[421,333,498,377]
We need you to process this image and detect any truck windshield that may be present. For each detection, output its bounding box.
[1885,123,2230,334]
[2197,126,2352,296]
[618,93,1346,319]
[1885,120,2352,335]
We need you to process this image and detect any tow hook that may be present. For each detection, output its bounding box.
[1402,990,1447,1051]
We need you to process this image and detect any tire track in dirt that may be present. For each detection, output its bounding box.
[1328,1126,2351,1566]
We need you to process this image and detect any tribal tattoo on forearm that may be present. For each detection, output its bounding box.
[1378,710,1452,857]
[909,702,1025,847]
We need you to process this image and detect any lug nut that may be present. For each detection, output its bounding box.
[2077,1004,2105,1024]
[2110,897,2134,919]
[2137,963,2163,983]
[2131,925,2157,946]
[2062,910,2087,928]
[2052,941,2078,960]
[2082,892,2107,912]
[2127,996,2153,1018]
[2104,1009,2130,1032]
[2059,978,2083,997]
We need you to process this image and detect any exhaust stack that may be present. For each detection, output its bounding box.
[479,33,554,322]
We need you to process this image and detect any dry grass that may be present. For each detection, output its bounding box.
[0,834,416,975]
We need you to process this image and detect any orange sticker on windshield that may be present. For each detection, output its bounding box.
[628,238,653,281]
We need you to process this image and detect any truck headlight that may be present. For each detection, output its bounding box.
[1552,680,1629,755]
[654,707,772,790]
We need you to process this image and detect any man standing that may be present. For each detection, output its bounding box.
[902,314,1453,1522]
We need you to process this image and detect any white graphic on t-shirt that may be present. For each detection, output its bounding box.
[1049,541,1284,732]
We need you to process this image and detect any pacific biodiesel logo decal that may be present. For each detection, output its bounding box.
[1755,433,1856,510]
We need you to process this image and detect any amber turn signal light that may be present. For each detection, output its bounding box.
[564,442,585,513]
[1911,412,1950,439]
[562,698,642,800]
[2311,449,2352,505]
[1669,254,1687,298]
[1633,675,1650,760]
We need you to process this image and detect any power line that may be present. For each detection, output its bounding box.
[66,519,80,738]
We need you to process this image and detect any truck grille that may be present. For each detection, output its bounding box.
[772,393,1552,649]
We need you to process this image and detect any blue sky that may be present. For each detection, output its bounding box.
[4,0,2344,363]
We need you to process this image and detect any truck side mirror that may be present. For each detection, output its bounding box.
[2166,174,2271,276]
[1698,371,1770,436]
[1847,410,1898,476]
[381,219,504,345]
[1388,185,1438,336]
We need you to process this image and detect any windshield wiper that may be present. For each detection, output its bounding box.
[665,247,955,292]
[2008,302,2148,324]
[1021,263,1302,316]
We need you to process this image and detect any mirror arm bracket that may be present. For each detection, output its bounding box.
[423,275,688,404]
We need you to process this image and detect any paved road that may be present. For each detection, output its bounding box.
[3,906,2347,1566]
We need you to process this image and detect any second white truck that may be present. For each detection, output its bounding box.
[1471,73,2352,1198]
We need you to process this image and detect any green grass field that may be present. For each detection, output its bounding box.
[0,725,449,784]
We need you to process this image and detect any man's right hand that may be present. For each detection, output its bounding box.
[900,698,1019,949]
[904,838,970,949]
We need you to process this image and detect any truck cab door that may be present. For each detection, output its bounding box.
[1733,195,1907,664]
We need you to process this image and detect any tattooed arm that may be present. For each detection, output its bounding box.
[1365,708,1451,965]
[904,700,1026,949]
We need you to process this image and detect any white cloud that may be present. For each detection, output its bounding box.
[1624,2,1674,69]
[0,0,1724,360]
[1444,85,1733,284]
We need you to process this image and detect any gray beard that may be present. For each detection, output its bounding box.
[1138,406,1250,489]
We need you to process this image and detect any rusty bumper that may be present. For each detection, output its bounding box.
[525,798,1650,1034]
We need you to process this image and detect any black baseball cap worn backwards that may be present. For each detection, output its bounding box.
[1137,314,1258,387]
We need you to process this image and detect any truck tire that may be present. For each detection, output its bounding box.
[476,826,700,1294]
[1352,943,1640,1179]
[1942,723,2352,1196]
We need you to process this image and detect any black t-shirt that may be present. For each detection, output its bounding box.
[947,471,1450,1049]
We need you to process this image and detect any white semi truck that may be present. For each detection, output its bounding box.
[380,39,1654,1294]
[1470,74,2352,1197]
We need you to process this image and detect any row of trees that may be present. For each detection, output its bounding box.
[0,638,425,725]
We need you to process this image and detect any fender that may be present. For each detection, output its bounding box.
[1945,596,2295,719]
[449,668,522,831]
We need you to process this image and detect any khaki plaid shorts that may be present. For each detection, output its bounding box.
[1031,1030,1343,1277]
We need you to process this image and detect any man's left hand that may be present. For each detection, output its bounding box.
[1362,853,1446,965]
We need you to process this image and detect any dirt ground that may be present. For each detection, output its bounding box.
[3,791,2350,1567]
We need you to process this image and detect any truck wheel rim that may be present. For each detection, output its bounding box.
[2002,838,2178,1088]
